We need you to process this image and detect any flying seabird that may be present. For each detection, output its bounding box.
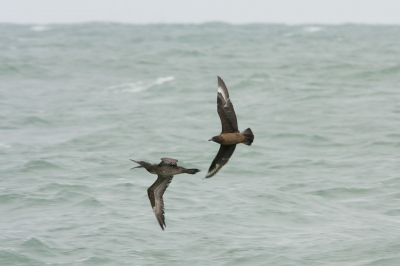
[131,157,200,230]
[206,76,254,178]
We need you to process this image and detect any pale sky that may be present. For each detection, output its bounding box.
[2,0,400,25]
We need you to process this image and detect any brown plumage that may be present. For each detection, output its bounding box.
[206,76,254,179]
[130,158,200,230]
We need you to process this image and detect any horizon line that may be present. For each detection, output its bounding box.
[2,20,400,26]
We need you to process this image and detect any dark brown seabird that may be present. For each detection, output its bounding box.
[206,76,254,178]
[130,157,200,230]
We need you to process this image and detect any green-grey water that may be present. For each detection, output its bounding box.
[1,23,400,265]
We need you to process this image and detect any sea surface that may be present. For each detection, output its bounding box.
[1,23,400,265]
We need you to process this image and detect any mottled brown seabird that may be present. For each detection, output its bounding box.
[130,158,200,230]
[206,76,254,178]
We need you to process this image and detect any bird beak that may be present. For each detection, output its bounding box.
[130,159,143,169]
[208,139,212,141]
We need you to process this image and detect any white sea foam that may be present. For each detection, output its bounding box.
[154,76,175,85]
[0,143,11,149]
[304,26,322,33]
[76,257,90,262]
[284,32,295,37]
[107,82,147,93]
[108,76,175,93]
[31,25,50,32]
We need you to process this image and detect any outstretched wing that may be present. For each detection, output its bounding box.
[205,144,236,179]
[159,158,178,166]
[217,76,239,133]
[147,175,174,230]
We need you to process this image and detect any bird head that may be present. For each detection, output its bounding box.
[208,135,222,144]
[130,159,151,170]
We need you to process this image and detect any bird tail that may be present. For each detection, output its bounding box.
[185,168,201,174]
[241,128,254,146]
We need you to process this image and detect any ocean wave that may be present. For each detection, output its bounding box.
[75,256,112,264]
[0,248,40,265]
[38,183,90,193]
[248,73,272,82]
[303,26,323,33]
[0,193,25,203]
[308,187,375,200]
[269,133,333,145]
[271,132,306,139]
[21,237,50,250]
[0,143,11,149]
[154,76,175,85]
[107,76,175,93]
[107,81,147,93]
[54,189,87,200]
[20,116,50,125]
[21,160,62,172]
[379,64,400,75]
[385,209,400,216]
[161,49,205,57]
[73,197,104,208]
[31,25,51,32]
[369,141,399,147]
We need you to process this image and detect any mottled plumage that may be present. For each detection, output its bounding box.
[130,158,200,230]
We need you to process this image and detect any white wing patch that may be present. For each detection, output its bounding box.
[218,86,229,101]
[205,165,219,178]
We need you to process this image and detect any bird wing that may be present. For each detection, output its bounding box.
[159,158,178,166]
[205,144,236,178]
[217,76,239,133]
[147,175,174,230]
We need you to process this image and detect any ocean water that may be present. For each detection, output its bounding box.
[1,23,400,265]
